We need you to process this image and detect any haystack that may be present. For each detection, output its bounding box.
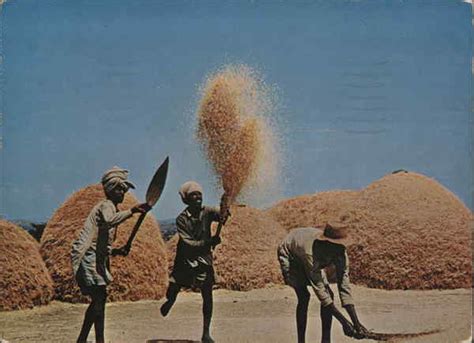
[348,172,472,289]
[167,205,286,290]
[40,184,168,303]
[265,190,360,231]
[266,172,472,289]
[0,220,54,310]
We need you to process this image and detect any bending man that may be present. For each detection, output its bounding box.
[277,223,369,343]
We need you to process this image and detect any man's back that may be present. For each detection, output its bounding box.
[279,227,323,260]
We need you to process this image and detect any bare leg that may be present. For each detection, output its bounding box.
[320,305,333,343]
[93,287,107,343]
[294,286,311,343]
[76,287,107,343]
[320,286,335,343]
[160,283,181,317]
[77,302,95,343]
[200,282,214,343]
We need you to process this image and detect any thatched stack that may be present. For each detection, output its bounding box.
[40,184,168,303]
[167,205,286,290]
[0,220,54,310]
[266,172,472,290]
[348,172,472,289]
[266,190,360,231]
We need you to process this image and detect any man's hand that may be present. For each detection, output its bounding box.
[342,321,355,338]
[210,235,222,248]
[219,193,231,224]
[131,203,152,214]
[111,244,131,257]
[111,246,129,257]
[325,304,356,338]
[220,209,231,225]
[353,323,370,339]
[343,304,369,339]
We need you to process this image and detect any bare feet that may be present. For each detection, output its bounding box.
[160,301,173,317]
[201,334,215,343]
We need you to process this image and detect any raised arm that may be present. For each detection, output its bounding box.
[100,201,133,229]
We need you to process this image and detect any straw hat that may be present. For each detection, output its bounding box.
[316,221,352,247]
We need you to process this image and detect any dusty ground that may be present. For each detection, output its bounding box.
[0,285,470,343]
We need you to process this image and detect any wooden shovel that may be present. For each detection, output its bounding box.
[213,192,230,249]
[122,156,169,254]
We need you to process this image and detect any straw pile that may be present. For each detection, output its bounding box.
[266,190,360,231]
[266,172,472,289]
[196,65,280,204]
[166,236,178,276]
[40,184,168,303]
[348,172,472,289]
[167,205,286,290]
[0,219,54,310]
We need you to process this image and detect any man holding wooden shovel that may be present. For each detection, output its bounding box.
[71,159,169,343]
[71,166,150,343]
[160,181,230,343]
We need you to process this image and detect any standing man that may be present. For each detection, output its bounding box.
[160,181,229,343]
[71,167,151,343]
[277,224,369,343]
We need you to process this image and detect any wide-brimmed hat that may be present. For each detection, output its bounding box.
[316,221,352,247]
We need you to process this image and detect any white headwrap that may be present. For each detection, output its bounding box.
[101,166,136,194]
[179,181,203,202]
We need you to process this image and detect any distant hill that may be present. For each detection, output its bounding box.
[158,218,177,241]
[10,220,47,242]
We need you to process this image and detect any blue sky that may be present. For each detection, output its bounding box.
[1,1,472,221]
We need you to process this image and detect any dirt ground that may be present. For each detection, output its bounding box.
[0,285,471,343]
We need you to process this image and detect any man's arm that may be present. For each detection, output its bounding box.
[307,255,355,338]
[208,206,220,222]
[308,268,334,307]
[335,252,354,307]
[336,252,369,338]
[344,304,369,338]
[206,206,228,247]
[101,201,150,231]
[100,202,133,229]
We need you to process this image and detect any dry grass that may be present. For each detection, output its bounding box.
[40,184,168,303]
[266,190,360,231]
[266,172,472,290]
[348,172,472,290]
[0,220,54,311]
[196,65,280,204]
